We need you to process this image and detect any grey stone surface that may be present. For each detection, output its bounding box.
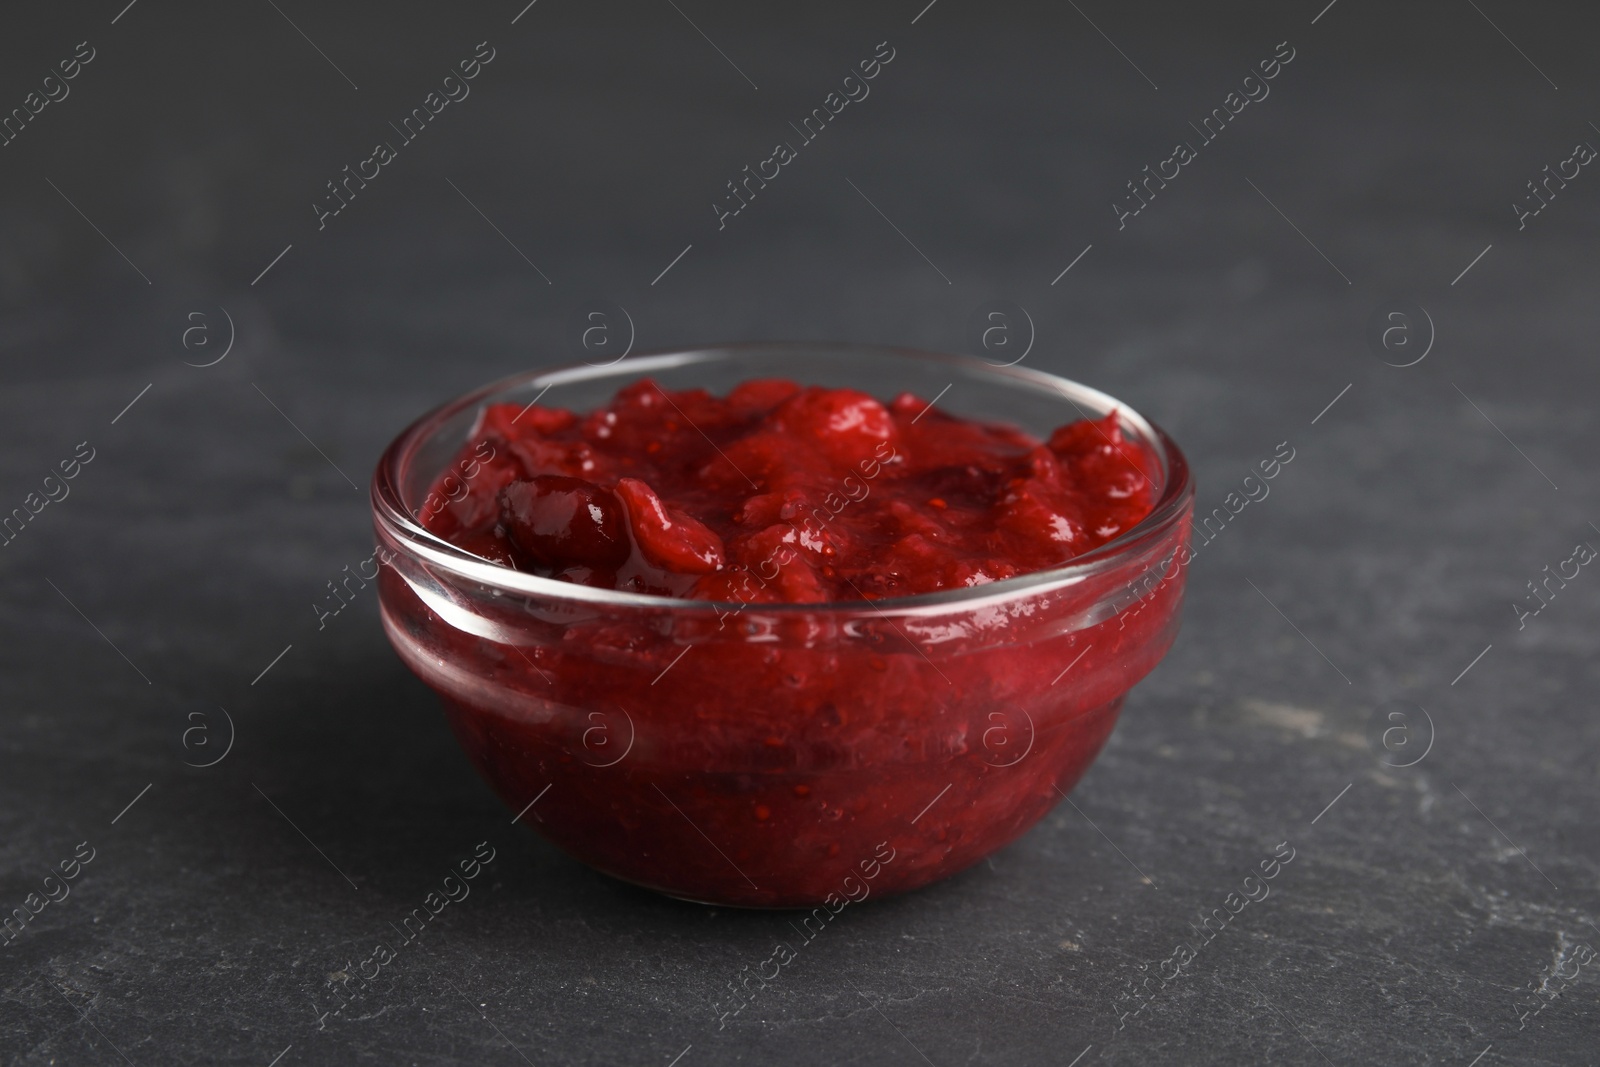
[2,1,1597,1064]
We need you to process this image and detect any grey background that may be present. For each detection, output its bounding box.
[2,1,1598,1064]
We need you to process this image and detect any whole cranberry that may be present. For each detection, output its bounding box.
[499,476,630,568]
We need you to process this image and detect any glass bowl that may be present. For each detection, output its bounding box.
[371,343,1193,908]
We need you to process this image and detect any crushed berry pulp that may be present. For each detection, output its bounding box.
[418,378,1160,600]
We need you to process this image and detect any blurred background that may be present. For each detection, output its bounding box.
[2,1,1597,1064]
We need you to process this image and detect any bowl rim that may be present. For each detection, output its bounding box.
[371,341,1193,614]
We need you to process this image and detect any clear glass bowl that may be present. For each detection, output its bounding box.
[372,343,1193,907]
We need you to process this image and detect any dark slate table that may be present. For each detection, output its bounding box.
[3,1,1597,1063]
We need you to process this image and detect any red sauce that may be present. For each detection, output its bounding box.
[420,379,1159,598]
[385,377,1183,907]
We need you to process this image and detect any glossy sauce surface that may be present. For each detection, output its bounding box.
[420,379,1159,600]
